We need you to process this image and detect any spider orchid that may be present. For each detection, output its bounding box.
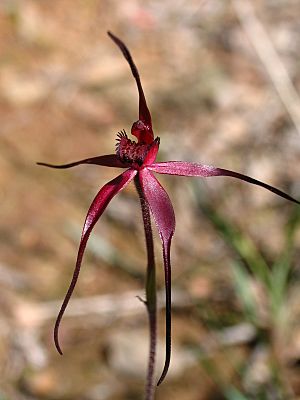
[38,32,299,395]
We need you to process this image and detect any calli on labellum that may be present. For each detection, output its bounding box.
[38,32,299,393]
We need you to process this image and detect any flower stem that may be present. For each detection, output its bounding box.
[135,176,157,400]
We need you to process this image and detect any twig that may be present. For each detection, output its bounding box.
[199,323,257,357]
[13,289,193,329]
[0,262,29,289]
[232,0,300,135]
[65,222,143,279]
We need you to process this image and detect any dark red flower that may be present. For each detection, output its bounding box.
[38,32,299,388]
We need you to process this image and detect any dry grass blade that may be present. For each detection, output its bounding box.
[232,0,300,135]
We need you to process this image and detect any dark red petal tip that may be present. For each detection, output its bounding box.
[37,154,127,169]
[217,168,300,205]
[156,237,172,386]
[107,31,154,144]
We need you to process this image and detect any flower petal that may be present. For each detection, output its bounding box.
[139,169,175,238]
[37,154,127,169]
[54,168,137,355]
[139,168,175,385]
[149,161,300,205]
[148,161,221,177]
[108,31,154,144]
[143,137,160,166]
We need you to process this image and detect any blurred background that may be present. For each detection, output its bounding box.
[1,0,300,399]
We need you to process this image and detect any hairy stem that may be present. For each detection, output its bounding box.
[135,176,157,400]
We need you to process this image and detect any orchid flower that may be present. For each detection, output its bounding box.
[38,32,299,396]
